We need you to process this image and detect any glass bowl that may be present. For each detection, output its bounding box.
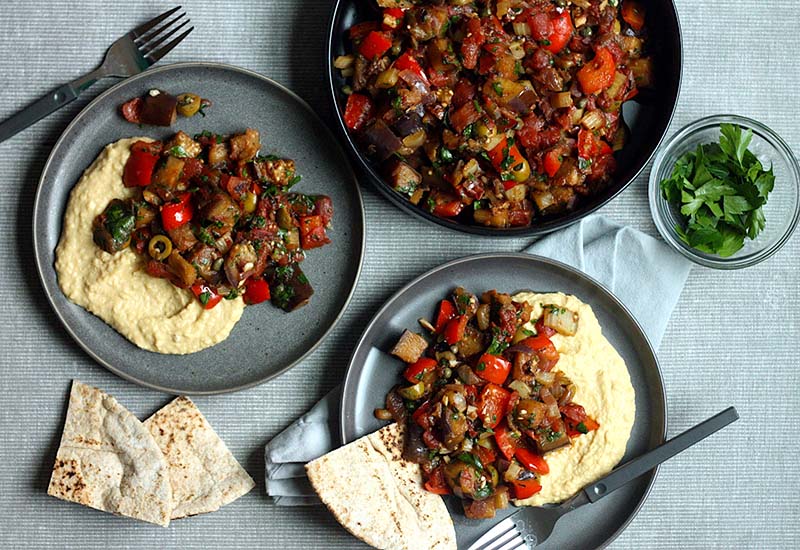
[649,114,800,269]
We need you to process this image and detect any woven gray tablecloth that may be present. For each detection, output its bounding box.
[0,1,797,548]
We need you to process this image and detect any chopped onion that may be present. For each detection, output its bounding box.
[374,408,394,420]
[418,317,436,333]
[333,55,354,69]
[540,387,560,419]
[512,21,531,36]
[535,371,556,385]
[543,305,579,336]
[509,40,526,60]
[580,110,606,131]
[551,91,573,109]
[508,380,532,399]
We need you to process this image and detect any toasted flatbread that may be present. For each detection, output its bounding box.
[47,381,173,526]
[306,423,456,550]
[144,396,255,519]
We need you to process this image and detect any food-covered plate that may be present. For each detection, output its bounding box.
[33,62,364,394]
[341,253,665,549]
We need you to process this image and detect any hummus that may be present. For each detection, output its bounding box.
[511,292,635,506]
[55,138,245,354]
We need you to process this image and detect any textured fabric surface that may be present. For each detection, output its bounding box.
[264,214,693,506]
[0,1,798,549]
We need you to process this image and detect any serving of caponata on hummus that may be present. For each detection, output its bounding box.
[375,287,635,518]
[56,127,333,354]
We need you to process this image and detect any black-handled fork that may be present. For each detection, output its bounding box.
[0,6,192,144]
[468,407,740,550]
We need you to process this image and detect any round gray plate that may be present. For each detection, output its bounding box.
[33,62,364,395]
[341,253,666,550]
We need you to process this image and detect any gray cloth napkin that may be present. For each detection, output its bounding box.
[264,214,693,505]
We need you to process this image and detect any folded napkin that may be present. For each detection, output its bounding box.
[264,214,693,505]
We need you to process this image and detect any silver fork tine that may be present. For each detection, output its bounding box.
[139,17,190,54]
[143,27,194,64]
[128,6,181,40]
[467,517,517,550]
[484,528,521,550]
[497,535,527,550]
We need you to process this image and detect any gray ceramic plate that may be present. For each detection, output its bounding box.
[33,62,364,395]
[341,253,666,550]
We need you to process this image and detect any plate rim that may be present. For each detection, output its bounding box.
[32,61,366,395]
[339,252,667,549]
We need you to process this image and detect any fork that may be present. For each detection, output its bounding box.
[467,407,739,550]
[0,6,193,144]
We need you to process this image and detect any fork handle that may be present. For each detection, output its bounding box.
[584,407,739,503]
[0,83,79,144]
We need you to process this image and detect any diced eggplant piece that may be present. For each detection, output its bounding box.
[458,326,486,358]
[202,192,241,235]
[208,141,230,166]
[268,264,314,312]
[152,156,186,189]
[535,420,572,453]
[167,223,198,253]
[390,330,428,364]
[166,250,197,288]
[457,364,482,385]
[140,92,178,126]
[224,242,258,288]
[464,498,497,520]
[164,131,202,158]
[441,408,468,450]
[453,287,478,317]
[253,157,296,186]
[92,199,135,253]
[184,244,221,283]
[132,201,156,229]
[385,388,407,424]
[230,128,261,163]
[402,422,429,464]
[361,120,403,161]
[387,160,422,195]
[393,113,423,138]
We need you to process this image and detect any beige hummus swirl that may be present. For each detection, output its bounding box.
[511,292,636,506]
[55,138,245,354]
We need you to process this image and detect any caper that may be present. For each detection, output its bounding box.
[580,26,594,38]
[242,192,258,214]
[147,235,173,261]
[176,93,201,117]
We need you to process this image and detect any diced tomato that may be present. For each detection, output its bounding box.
[161,193,193,231]
[542,150,562,178]
[343,93,373,131]
[534,316,557,337]
[433,201,464,218]
[475,353,512,385]
[577,47,616,95]
[488,136,527,179]
[520,334,559,371]
[182,157,204,180]
[560,403,588,424]
[244,278,271,305]
[422,429,440,449]
[567,416,600,438]
[191,283,222,310]
[494,421,518,460]
[382,7,404,30]
[444,315,468,345]
[578,128,613,160]
[424,466,451,495]
[394,51,427,80]
[475,445,497,467]
[299,215,331,249]
[544,11,572,54]
[120,97,144,124]
[434,299,456,333]
[515,448,550,475]
[412,400,434,429]
[222,174,249,202]
[404,357,437,384]
[313,196,334,226]
[123,143,160,187]
[583,417,600,431]
[478,384,511,429]
[359,31,392,60]
[621,1,646,32]
[509,478,542,499]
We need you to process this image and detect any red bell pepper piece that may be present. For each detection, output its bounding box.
[244,278,271,305]
[577,47,616,95]
[520,334,560,371]
[191,283,222,310]
[161,193,193,231]
[123,141,160,187]
[343,93,373,132]
[359,31,392,60]
[394,51,426,79]
[403,357,437,384]
[382,8,404,31]
[475,353,512,385]
[299,215,331,249]
[487,136,528,182]
[478,383,511,429]
[475,445,497,468]
[515,448,550,475]
[494,421,518,460]
[443,315,468,345]
[432,201,464,218]
[509,478,542,499]
[578,128,613,160]
[543,10,572,54]
[542,150,562,178]
[434,299,456,333]
[621,1,646,32]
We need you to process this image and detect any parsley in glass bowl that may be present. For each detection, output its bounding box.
[649,115,800,269]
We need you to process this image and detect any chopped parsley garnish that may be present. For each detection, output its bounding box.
[491,81,504,96]
[486,336,509,355]
[457,452,484,471]
[168,145,189,158]
[198,291,211,305]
